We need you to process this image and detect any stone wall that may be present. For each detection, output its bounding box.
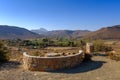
[23,51,84,71]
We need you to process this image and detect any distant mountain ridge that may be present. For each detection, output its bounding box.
[30,25,120,40]
[84,25,120,39]
[0,25,41,39]
[1,25,120,40]
[31,28,91,39]
[45,30,91,39]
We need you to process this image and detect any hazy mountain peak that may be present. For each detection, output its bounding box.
[38,28,48,32]
[31,28,48,34]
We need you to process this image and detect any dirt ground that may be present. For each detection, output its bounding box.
[0,56,120,80]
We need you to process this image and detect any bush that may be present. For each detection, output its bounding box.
[93,40,113,52]
[108,52,120,61]
[33,51,40,56]
[0,40,9,63]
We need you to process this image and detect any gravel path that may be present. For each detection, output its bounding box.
[0,56,120,80]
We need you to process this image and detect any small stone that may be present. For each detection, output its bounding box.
[34,73,37,76]
[96,77,100,80]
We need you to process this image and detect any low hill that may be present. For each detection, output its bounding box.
[0,25,41,39]
[31,28,91,39]
[84,25,120,40]
[44,30,91,39]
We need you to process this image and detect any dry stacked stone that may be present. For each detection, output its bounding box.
[23,51,84,71]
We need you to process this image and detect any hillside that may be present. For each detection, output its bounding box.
[44,30,91,39]
[0,25,41,39]
[31,29,91,39]
[84,25,120,40]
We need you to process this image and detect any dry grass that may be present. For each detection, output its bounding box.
[104,40,120,61]
[105,40,120,53]
[8,47,81,59]
[28,47,80,56]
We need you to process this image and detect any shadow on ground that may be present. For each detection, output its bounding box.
[51,60,106,74]
[0,61,21,70]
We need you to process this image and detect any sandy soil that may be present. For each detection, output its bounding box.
[0,56,120,80]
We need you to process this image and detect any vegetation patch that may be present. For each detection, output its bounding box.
[108,52,120,61]
[0,40,9,63]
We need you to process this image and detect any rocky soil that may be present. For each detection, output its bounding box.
[0,56,120,80]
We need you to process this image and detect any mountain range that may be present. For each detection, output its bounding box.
[31,28,91,39]
[0,25,120,40]
[0,25,41,39]
[43,30,91,39]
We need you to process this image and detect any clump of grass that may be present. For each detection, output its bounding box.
[62,52,65,55]
[43,51,47,53]
[108,52,120,61]
[33,51,40,56]
[54,49,59,53]
[72,52,76,54]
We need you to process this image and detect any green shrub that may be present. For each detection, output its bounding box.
[0,40,9,63]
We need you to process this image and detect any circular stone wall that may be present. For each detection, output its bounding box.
[23,51,84,71]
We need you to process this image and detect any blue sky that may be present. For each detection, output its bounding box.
[0,0,120,31]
